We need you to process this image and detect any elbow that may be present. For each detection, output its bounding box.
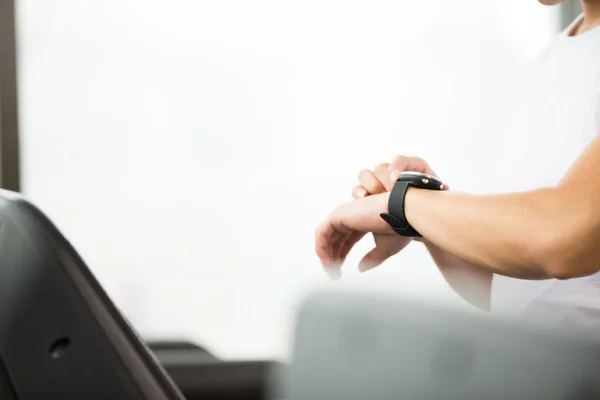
[544,262,584,281]
[522,187,600,280]
[533,230,600,280]
[546,259,600,281]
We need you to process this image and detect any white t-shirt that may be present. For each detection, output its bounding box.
[491,16,600,335]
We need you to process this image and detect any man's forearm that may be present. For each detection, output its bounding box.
[405,187,599,280]
[422,239,492,311]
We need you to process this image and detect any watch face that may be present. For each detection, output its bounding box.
[399,171,444,190]
[399,171,439,180]
[400,171,430,178]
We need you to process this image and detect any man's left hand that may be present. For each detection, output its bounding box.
[315,191,401,279]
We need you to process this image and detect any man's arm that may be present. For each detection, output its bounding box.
[404,136,600,280]
[352,159,493,310]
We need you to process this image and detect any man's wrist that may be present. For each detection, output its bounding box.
[381,180,443,238]
[404,186,427,236]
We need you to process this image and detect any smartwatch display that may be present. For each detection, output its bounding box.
[380,171,444,237]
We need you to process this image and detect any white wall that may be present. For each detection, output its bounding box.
[16,0,559,360]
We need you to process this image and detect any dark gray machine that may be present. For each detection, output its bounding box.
[289,291,600,400]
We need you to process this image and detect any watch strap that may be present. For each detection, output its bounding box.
[380,181,421,237]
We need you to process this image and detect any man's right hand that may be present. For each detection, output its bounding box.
[352,156,446,272]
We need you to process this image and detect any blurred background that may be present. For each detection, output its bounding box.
[0,0,581,361]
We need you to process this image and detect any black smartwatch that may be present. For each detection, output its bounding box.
[380,171,444,237]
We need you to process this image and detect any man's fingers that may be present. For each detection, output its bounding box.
[352,185,367,199]
[325,267,341,280]
[315,222,335,262]
[373,163,393,191]
[317,245,342,280]
[333,232,350,260]
[358,247,390,273]
[324,231,366,280]
[388,155,412,181]
[358,169,386,195]
[315,219,346,280]
[340,231,366,261]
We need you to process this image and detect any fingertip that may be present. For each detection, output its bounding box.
[359,249,387,272]
[352,186,367,199]
[322,258,342,280]
[325,267,342,280]
[358,264,375,273]
[358,260,379,273]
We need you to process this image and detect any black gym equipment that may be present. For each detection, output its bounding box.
[0,189,281,399]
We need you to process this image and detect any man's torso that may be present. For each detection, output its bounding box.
[491,16,600,334]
